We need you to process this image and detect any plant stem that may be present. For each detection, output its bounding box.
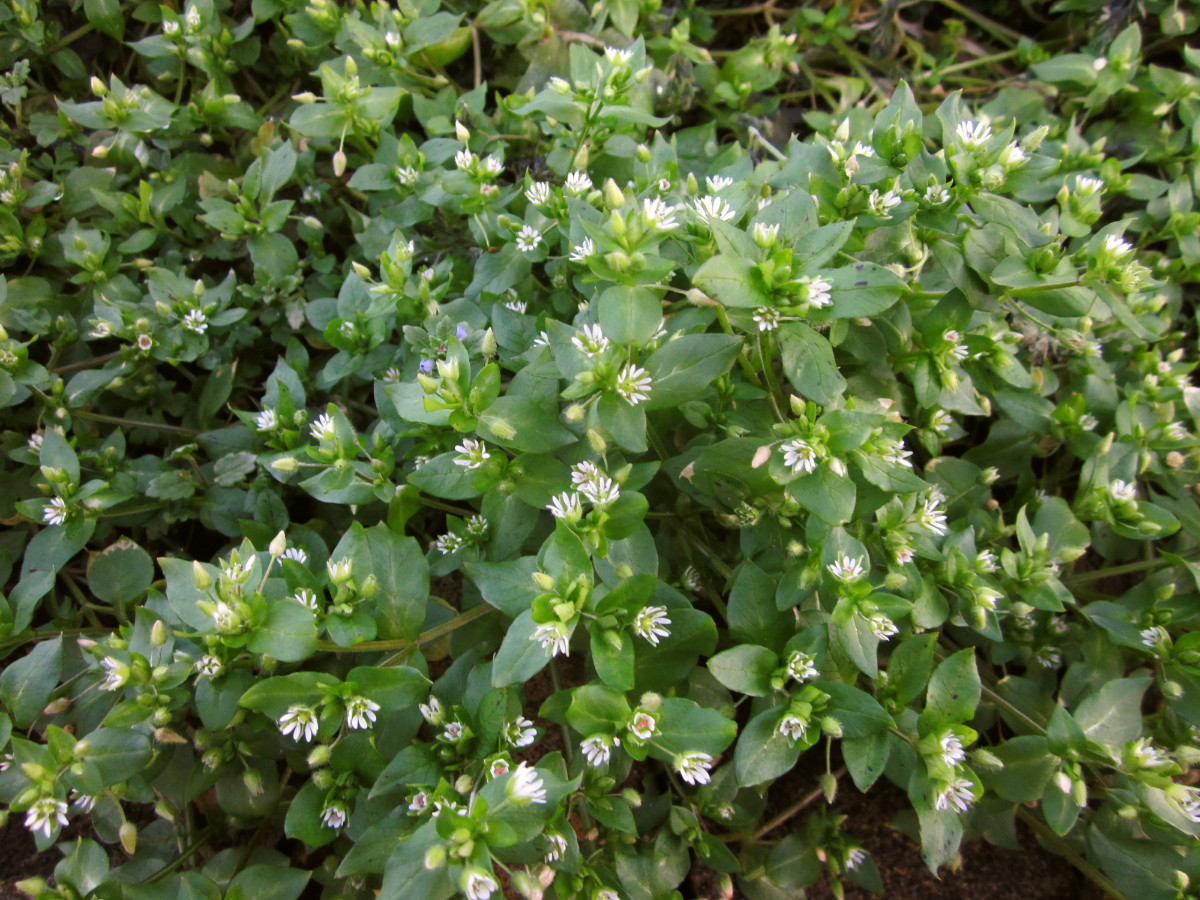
[49,351,122,375]
[733,767,845,842]
[66,409,202,435]
[337,603,494,660]
[1064,549,1196,587]
[147,825,219,881]
[1015,806,1129,900]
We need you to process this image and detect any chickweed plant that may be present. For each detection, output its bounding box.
[0,2,1199,899]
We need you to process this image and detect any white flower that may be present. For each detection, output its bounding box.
[955,120,993,150]
[547,491,583,521]
[70,792,96,813]
[846,848,867,870]
[321,802,348,829]
[641,197,679,231]
[454,149,475,171]
[163,19,180,35]
[185,6,202,29]
[925,184,951,205]
[781,439,819,474]
[778,714,808,742]
[572,323,610,357]
[515,224,542,253]
[435,532,466,554]
[916,495,948,536]
[572,460,602,485]
[196,655,223,677]
[595,892,620,900]
[27,432,43,451]
[419,697,443,724]
[1109,479,1137,503]
[545,831,568,862]
[827,554,865,582]
[532,331,551,348]
[943,329,969,361]
[565,171,593,196]
[615,363,652,405]
[578,475,619,507]
[706,175,733,192]
[326,558,352,583]
[282,547,307,565]
[279,704,319,742]
[481,155,503,176]
[395,165,418,185]
[1075,176,1104,196]
[976,550,998,572]
[999,143,1027,169]
[1102,234,1133,258]
[581,734,620,766]
[879,439,912,468]
[676,751,714,785]
[935,778,975,813]
[507,762,547,804]
[930,409,954,434]
[309,413,336,441]
[1036,646,1062,668]
[503,715,537,747]
[604,46,633,65]
[851,141,875,157]
[867,188,901,218]
[633,606,672,645]
[939,732,966,766]
[25,798,69,838]
[293,589,319,611]
[255,408,278,431]
[802,276,833,308]
[345,695,380,730]
[453,438,491,469]
[894,546,914,565]
[533,622,570,657]
[489,758,511,778]
[569,237,595,262]
[503,298,527,314]
[525,181,550,205]
[692,194,736,223]
[1140,626,1166,648]
[183,309,208,333]
[868,612,898,640]
[682,565,702,592]
[43,496,68,526]
[1178,790,1200,824]
[753,222,780,247]
[442,720,465,741]
[99,657,128,691]
[1128,737,1170,770]
[463,870,498,900]
[657,177,671,192]
[974,585,1003,609]
[466,514,489,538]
[211,600,240,632]
[785,650,819,682]
[753,307,781,331]
[628,711,656,741]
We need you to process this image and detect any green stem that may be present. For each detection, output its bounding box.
[735,768,845,842]
[0,626,110,654]
[1064,550,1196,587]
[344,603,494,662]
[46,21,96,56]
[713,305,763,389]
[929,48,1021,78]
[935,0,1021,45]
[756,333,787,424]
[49,352,122,375]
[66,409,201,435]
[147,826,219,882]
[746,126,786,163]
[1015,806,1129,900]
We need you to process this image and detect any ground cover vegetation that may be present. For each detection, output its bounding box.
[1,0,1199,898]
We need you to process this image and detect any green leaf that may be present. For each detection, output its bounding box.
[818,681,893,737]
[0,636,62,728]
[778,322,846,404]
[735,706,810,786]
[923,648,980,724]
[331,524,428,641]
[239,672,340,718]
[40,427,79,483]
[727,562,792,652]
[985,736,1056,803]
[596,285,663,345]
[788,465,855,525]
[81,727,152,785]
[284,780,339,848]
[88,539,154,607]
[1072,678,1150,748]
[655,697,737,758]
[828,261,907,317]
[643,334,743,410]
[692,254,770,308]
[228,865,310,900]
[491,609,552,687]
[247,598,318,662]
[591,626,635,691]
[84,0,124,38]
[465,557,539,617]
[843,732,891,791]
[369,744,443,798]
[566,684,631,735]
[707,644,779,696]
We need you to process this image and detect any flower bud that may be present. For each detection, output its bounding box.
[119,821,138,854]
[270,456,299,473]
[604,178,625,209]
[424,845,447,869]
[455,773,474,794]
[150,620,168,646]
[587,428,606,454]
[636,144,651,163]
[307,745,332,767]
[820,717,843,738]
[621,787,642,808]
[269,531,288,558]
[193,560,212,590]
[820,772,838,803]
[43,697,71,715]
[489,418,517,440]
[332,150,347,177]
[532,572,556,591]
[565,403,585,423]
[455,120,470,142]
[15,878,47,896]
[482,328,497,358]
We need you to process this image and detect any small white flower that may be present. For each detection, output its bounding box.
[753,307,781,331]
[867,613,898,640]
[916,495,948,536]
[692,194,736,223]
[867,188,901,218]
[532,331,551,348]
[99,657,128,691]
[785,650,819,682]
[935,778,976,813]
[442,720,465,741]
[781,438,819,474]
[1036,646,1062,668]
[255,408,278,431]
[1102,234,1133,258]
[706,175,733,192]
[1093,56,1108,70]
[70,792,96,813]
[525,181,550,205]
[939,732,966,766]
[976,550,998,572]
[279,704,319,742]
[682,566,702,592]
[595,891,620,900]
[628,711,656,741]
[633,606,672,645]
[310,413,336,441]
[572,323,610,357]
[925,184,951,205]
[463,870,498,900]
[572,460,602,485]
[1140,626,1166,649]
[454,149,475,171]
[503,715,537,747]
[515,224,542,253]
[345,695,380,730]
[846,848,867,870]
[184,6,201,29]
[827,554,866,582]
[293,589,319,611]
[1109,479,1137,503]
[676,751,714,785]
[1127,737,1170,770]
[435,532,466,554]
[641,197,679,231]
[489,758,511,778]
[183,309,208,334]
[25,798,69,839]
[395,165,418,185]
[163,19,180,35]
[211,600,240,632]
[569,237,595,262]
[466,514,489,538]
[282,547,307,565]
[894,546,915,565]
[419,697,443,724]
[453,438,491,469]
[43,496,68,526]
[321,802,348,829]
[851,141,875,157]
[753,222,780,247]
[581,734,620,766]
[998,143,1027,168]
[196,655,223,677]
[503,298,527,314]
[802,276,833,308]
[27,432,43,451]
[604,46,633,65]
[657,177,671,192]
[579,474,619,507]
[930,409,954,434]
[879,439,913,468]
[326,558,352,583]
[615,363,652,406]
[507,762,547,804]
[955,120,993,150]
[548,491,583,521]
[565,171,593,196]
[481,155,503,177]
[1178,790,1200,824]
[533,622,570,657]
[545,831,568,862]
[1075,176,1105,196]
[943,329,969,361]
[778,714,808,742]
